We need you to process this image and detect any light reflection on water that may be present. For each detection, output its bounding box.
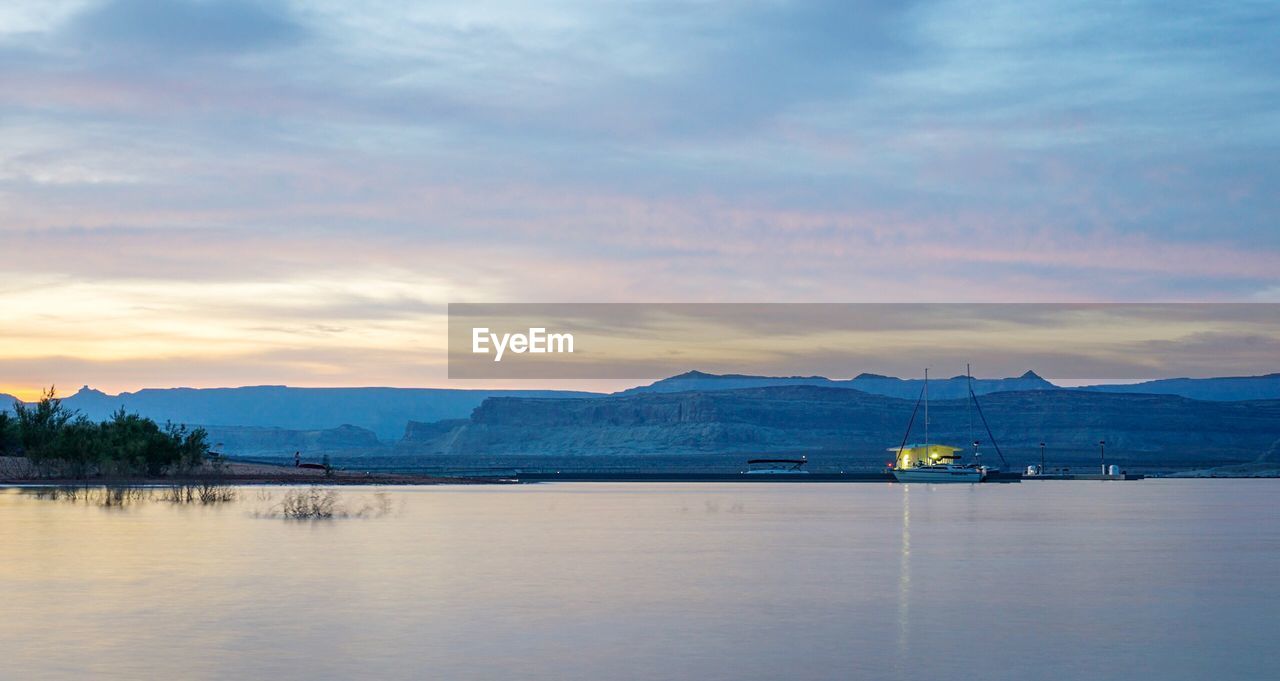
[1,481,1277,681]
[896,484,910,674]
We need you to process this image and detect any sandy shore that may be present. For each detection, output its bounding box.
[0,456,508,486]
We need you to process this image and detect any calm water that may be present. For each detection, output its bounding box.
[2,481,1277,681]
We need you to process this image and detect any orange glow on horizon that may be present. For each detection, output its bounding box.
[1,386,44,403]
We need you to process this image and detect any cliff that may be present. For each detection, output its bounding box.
[202,424,382,456]
[400,386,1280,468]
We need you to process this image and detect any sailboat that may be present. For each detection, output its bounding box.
[889,366,996,483]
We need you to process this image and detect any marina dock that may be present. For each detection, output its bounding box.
[513,470,1030,483]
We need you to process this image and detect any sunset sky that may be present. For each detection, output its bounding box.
[2,1,1278,399]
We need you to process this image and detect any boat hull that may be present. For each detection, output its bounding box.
[892,467,984,483]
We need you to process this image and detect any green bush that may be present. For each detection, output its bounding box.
[10,388,209,478]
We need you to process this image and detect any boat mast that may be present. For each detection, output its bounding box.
[923,368,929,457]
[969,375,1009,469]
[967,363,975,459]
[896,382,927,468]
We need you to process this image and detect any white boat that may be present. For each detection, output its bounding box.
[743,457,809,474]
[892,464,984,483]
[896,460,983,481]
[890,443,986,482]
[888,367,1002,484]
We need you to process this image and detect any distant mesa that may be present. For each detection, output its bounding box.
[24,385,603,442]
[399,384,1280,469]
[201,423,381,455]
[1078,374,1280,401]
[618,369,1058,400]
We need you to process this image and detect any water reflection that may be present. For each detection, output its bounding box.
[251,488,398,520]
[27,483,236,506]
[897,484,911,671]
[19,484,396,520]
[2,482,1277,681]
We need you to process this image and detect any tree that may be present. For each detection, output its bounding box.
[97,409,210,476]
[166,421,210,473]
[46,416,102,478]
[14,387,74,464]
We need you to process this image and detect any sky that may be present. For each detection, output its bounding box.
[1,0,1277,398]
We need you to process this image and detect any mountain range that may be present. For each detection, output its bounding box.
[399,386,1280,470]
[4,372,1278,465]
[617,369,1058,400]
[621,370,1280,401]
[37,385,600,440]
[1077,374,1280,401]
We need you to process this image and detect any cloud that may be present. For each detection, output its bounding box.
[63,0,305,57]
[0,0,1277,393]
[1254,287,1280,302]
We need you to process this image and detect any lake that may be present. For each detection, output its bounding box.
[2,480,1277,680]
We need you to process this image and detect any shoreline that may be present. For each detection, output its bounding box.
[0,458,509,486]
[6,456,1277,487]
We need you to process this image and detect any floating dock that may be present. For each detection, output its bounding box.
[513,471,1025,483]
[515,472,890,483]
[1023,473,1145,481]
